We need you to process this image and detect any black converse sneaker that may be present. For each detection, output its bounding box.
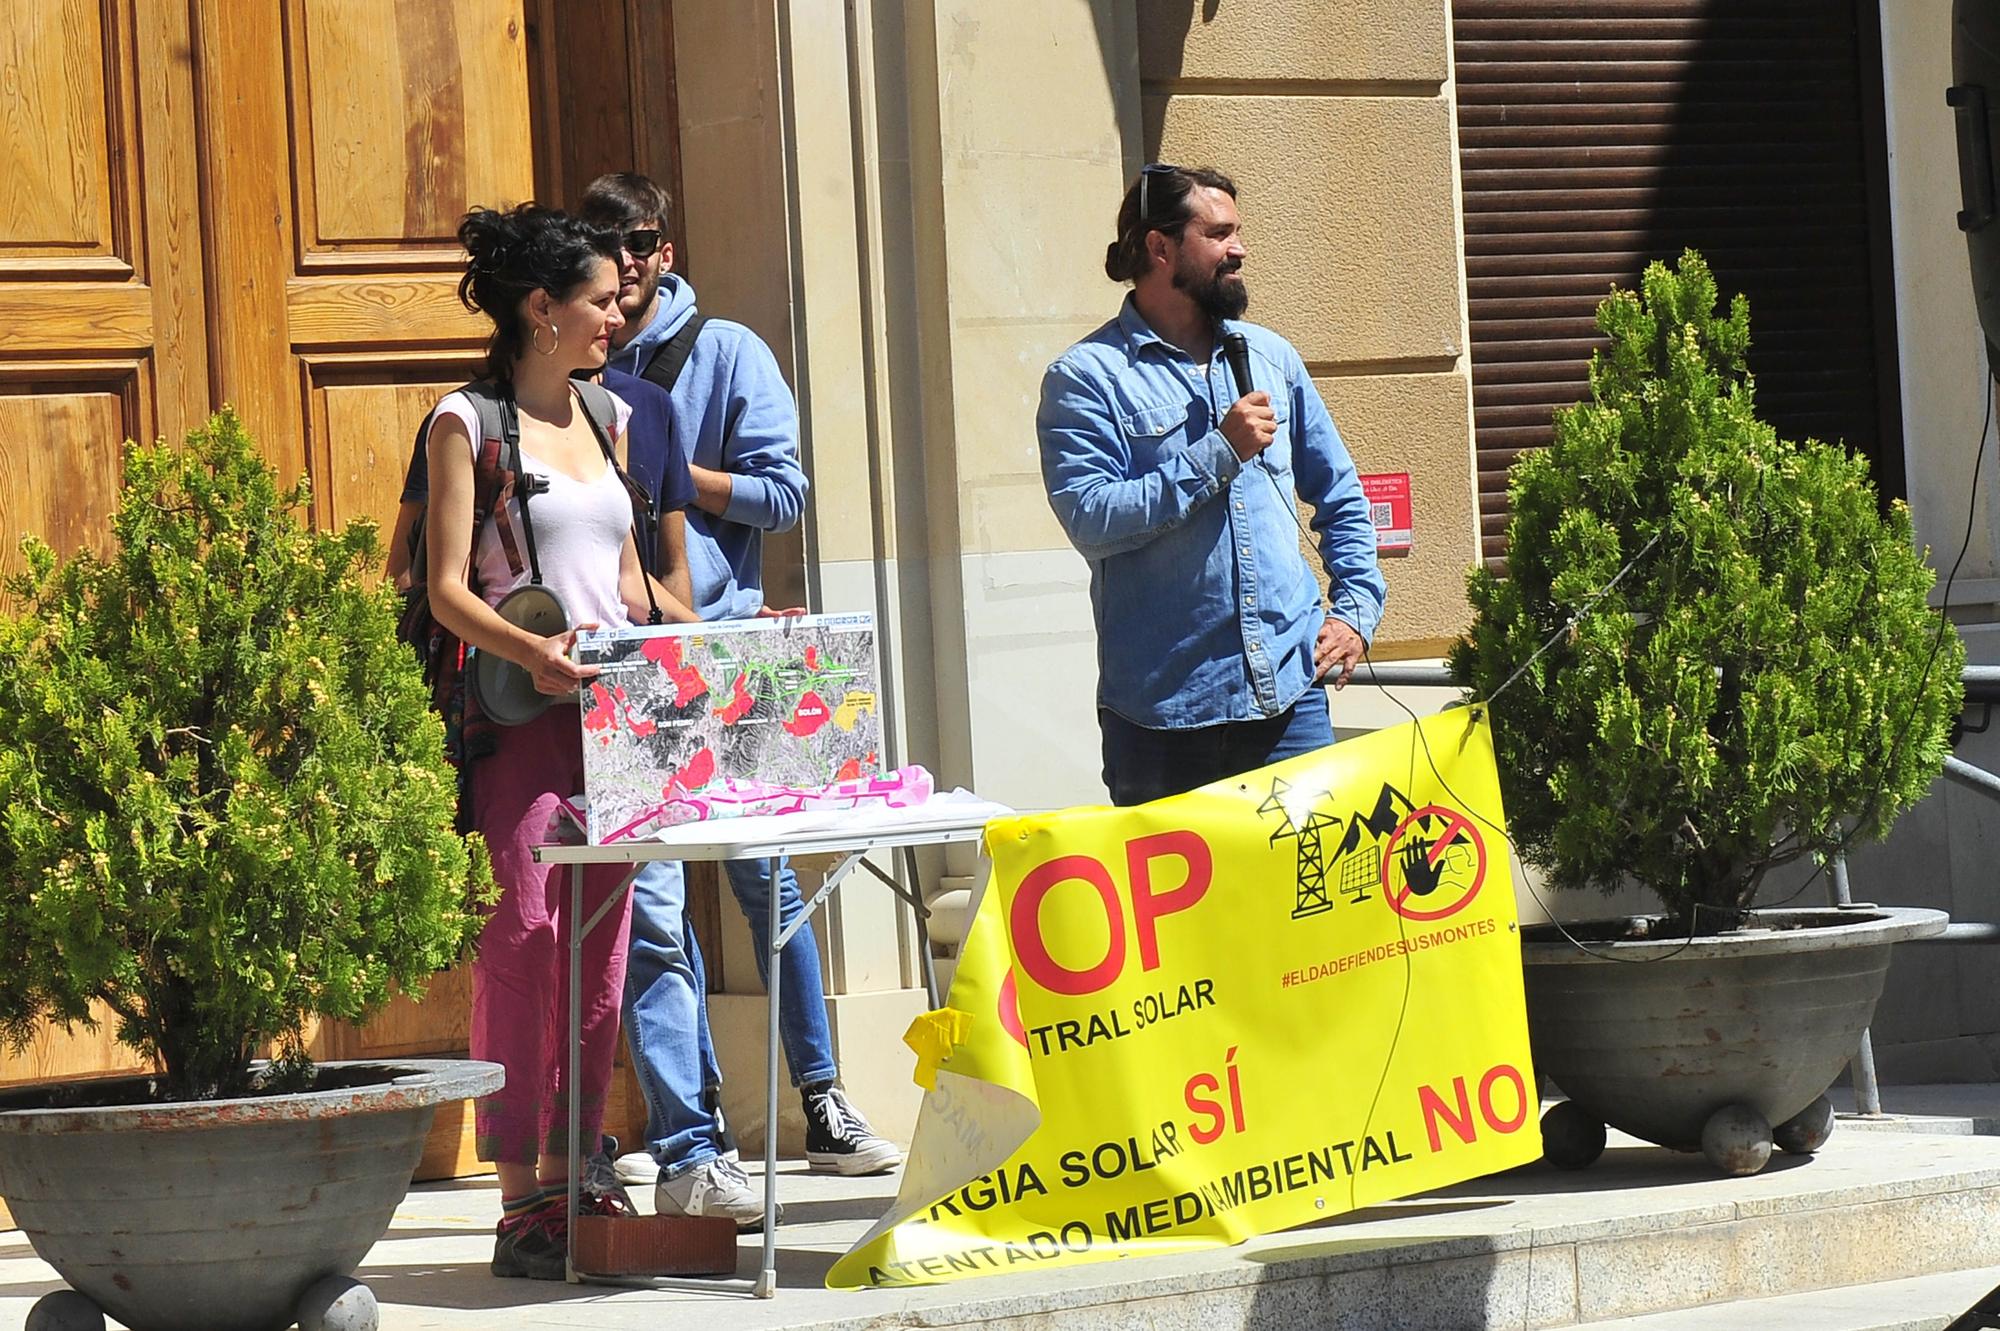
[802,1081,903,1176]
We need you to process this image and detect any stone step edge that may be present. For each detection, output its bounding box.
[784,1172,2000,1330]
[1574,1263,2000,1330]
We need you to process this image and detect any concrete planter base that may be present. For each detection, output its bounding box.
[0,1058,502,1331]
[1522,907,1945,1170]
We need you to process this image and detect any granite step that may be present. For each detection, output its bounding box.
[1838,1084,2000,1137]
[776,1130,2000,1331]
[1575,1264,2000,1331]
[10,1126,2000,1329]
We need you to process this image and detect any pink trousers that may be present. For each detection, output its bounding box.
[468,706,634,1166]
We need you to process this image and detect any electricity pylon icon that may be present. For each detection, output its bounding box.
[1258,778,1345,919]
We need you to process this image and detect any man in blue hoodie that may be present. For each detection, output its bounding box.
[581,173,902,1226]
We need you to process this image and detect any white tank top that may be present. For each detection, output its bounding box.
[431,389,635,633]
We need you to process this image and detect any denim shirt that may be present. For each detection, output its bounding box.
[1037,299,1387,730]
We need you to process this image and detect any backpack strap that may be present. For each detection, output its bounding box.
[638,313,710,395]
[404,387,519,589]
[457,380,542,585]
[571,379,665,626]
[572,378,621,438]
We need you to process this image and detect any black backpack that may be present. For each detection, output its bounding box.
[396,379,659,827]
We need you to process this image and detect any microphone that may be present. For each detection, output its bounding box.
[1222,330,1271,472]
[1222,331,1254,401]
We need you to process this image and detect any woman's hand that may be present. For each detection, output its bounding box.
[526,626,601,695]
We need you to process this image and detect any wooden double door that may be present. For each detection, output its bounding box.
[0,0,685,1122]
[1,0,543,579]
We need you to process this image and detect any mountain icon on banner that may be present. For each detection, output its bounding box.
[1334,784,1417,859]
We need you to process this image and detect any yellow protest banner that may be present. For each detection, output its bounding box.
[830,706,1540,1289]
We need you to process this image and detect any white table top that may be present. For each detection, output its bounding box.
[531,804,1006,865]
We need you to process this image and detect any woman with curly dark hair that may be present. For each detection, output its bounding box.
[423,203,696,1279]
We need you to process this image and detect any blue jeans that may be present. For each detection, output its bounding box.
[621,859,723,1178]
[623,856,839,1173]
[713,856,838,1090]
[1099,688,1334,807]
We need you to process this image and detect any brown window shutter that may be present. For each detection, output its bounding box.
[1454,0,1903,571]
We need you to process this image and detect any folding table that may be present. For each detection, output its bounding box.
[533,803,1000,1295]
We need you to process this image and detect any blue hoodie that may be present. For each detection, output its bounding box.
[607,273,809,621]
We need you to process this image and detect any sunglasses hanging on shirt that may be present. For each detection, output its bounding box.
[1137,162,1180,224]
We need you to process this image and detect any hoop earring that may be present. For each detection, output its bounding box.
[531,322,560,356]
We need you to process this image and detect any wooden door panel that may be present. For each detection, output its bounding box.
[0,0,204,452]
[286,277,487,346]
[291,0,532,263]
[0,0,119,269]
[0,286,152,352]
[0,379,136,578]
[307,359,483,536]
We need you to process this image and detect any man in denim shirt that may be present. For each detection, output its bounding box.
[1038,165,1387,806]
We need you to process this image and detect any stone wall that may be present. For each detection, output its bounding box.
[1137,0,1480,660]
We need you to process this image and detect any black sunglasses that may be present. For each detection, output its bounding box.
[620,228,663,259]
[1138,163,1180,223]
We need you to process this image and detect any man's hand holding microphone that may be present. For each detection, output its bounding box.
[1221,392,1276,463]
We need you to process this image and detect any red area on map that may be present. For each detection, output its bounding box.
[784,690,831,738]
[805,644,820,670]
[583,681,619,733]
[661,746,717,797]
[714,672,756,724]
[641,634,709,706]
[835,757,862,781]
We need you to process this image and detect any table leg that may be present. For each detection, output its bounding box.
[567,862,583,1283]
[905,846,941,1009]
[860,850,941,1009]
[757,852,782,1299]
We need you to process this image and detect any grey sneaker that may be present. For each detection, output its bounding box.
[656,1155,775,1230]
[582,1133,636,1213]
[612,1149,661,1187]
[803,1083,904,1176]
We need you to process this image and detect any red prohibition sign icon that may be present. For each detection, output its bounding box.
[1381,804,1487,922]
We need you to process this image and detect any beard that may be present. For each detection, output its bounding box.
[1174,252,1249,322]
[618,269,661,323]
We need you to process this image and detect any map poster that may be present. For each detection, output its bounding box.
[573,612,881,844]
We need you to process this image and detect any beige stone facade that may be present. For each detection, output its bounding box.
[666,0,2000,1134]
[663,0,1486,1144]
[1137,0,1477,656]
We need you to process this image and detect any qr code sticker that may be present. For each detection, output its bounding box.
[1369,501,1393,527]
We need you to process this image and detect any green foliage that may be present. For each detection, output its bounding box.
[0,410,494,1100]
[1450,253,1961,926]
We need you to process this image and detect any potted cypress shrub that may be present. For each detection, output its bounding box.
[1451,253,1957,1175]
[0,411,499,1331]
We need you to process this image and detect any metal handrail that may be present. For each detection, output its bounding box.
[1359,661,2000,1117]
[1354,661,2000,694]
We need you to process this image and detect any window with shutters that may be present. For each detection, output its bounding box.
[1454,0,1903,570]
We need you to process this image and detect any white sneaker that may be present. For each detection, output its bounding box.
[613,1150,660,1187]
[656,1156,777,1230]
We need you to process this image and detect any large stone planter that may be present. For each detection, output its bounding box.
[0,1058,502,1331]
[1523,906,1945,1173]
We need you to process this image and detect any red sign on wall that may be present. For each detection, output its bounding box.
[1360,473,1413,555]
